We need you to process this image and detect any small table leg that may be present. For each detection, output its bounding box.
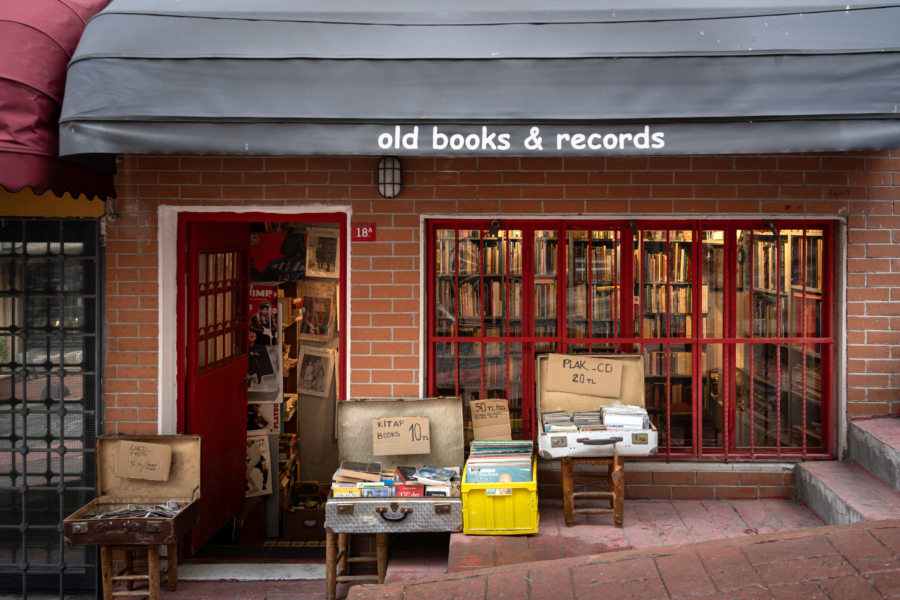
[147,544,160,600]
[100,546,113,600]
[325,531,337,600]
[562,457,575,527]
[124,549,135,590]
[166,543,178,591]
[375,533,389,584]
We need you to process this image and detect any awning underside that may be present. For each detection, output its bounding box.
[60,0,900,157]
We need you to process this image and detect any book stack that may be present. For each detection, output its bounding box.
[601,403,650,429]
[541,410,577,433]
[332,461,390,497]
[465,440,533,486]
[573,410,606,431]
[394,465,461,497]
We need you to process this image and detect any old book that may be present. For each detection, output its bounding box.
[336,461,383,482]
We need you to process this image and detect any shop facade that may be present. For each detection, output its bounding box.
[46,0,900,573]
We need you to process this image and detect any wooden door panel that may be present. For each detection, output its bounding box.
[183,221,250,555]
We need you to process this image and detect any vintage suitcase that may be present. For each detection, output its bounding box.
[324,397,464,534]
[63,435,201,546]
[536,354,658,459]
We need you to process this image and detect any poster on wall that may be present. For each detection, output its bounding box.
[248,283,283,396]
[297,346,334,398]
[306,228,340,279]
[249,283,279,347]
[247,401,280,433]
[298,280,336,340]
[246,430,273,497]
[250,231,307,282]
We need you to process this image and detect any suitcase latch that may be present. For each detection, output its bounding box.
[551,436,568,448]
[632,432,648,445]
[146,522,161,533]
[71,523,87,534]
[434,503,451,515]
[336,503,355,515]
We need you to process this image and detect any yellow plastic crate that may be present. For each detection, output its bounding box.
[461,458,539,535]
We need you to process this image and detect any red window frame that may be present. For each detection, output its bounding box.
[426,219,834,459]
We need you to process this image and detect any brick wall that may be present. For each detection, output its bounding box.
[104,152,900,436]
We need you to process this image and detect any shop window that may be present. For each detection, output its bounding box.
[427,220,833,459]
[0,219,101,595]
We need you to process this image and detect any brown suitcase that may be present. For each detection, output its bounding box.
[63,435,201,546]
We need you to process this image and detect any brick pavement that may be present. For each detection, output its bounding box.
[347,519,900,600]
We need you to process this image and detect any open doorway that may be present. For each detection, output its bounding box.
[175,210,347,561]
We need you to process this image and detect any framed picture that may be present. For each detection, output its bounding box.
[306,228,340,279]
[297,346,334,398]
[299,280,336,340]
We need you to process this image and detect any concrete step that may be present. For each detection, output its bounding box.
[797,460,900,525]
[850,417,900,493]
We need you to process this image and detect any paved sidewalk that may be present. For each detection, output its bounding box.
[347,519,900,600]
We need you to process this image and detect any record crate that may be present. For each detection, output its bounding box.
[460,457,538,535]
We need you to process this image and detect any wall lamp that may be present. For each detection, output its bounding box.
[377,157,402,199]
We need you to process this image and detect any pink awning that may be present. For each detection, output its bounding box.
[0,0,113,198]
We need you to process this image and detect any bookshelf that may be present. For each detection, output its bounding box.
[427,221,831,456]
[433,228,525,439]
[734,229,825,449]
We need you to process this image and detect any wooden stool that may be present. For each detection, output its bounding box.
[561,439,625,528]
[99,543,178,600]
[325,531,389,600]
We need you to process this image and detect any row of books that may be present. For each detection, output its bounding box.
[541,404,651,432]
[464,440,533,486]
[331,461,460,498]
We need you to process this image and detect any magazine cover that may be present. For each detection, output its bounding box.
[249,283,279,347]
[247,401,280,433]
[250,231,307,282]
[246,430,273,497]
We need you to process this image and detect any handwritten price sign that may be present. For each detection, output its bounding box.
[372,416,431,455]
[471,399,511,440]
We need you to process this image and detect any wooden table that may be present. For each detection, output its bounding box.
[561,443,625,528]
[324,530,389,600]
[99,543,178,600]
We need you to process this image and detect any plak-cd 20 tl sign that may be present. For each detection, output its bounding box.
[376,125,665,154]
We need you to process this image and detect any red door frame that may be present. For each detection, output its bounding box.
[176,210,349,433]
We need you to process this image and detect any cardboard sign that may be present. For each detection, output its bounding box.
[115,440,172,481]
[372,416,431,456]
[546,353,623,398]
[471,399,512,440]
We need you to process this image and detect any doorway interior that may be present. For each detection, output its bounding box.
[175,210,347,560]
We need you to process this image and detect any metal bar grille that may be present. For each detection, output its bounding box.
[0,218,102,597]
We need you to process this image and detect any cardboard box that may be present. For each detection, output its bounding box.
[282,506,326,541]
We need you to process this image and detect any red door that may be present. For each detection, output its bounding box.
[181,220,251,555]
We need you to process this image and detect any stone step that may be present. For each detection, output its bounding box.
[797,460,900,525]
[849,417,900,493]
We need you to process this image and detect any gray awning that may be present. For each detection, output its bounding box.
[60,0,900,158]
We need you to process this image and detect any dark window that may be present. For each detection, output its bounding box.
[0,219,102,596]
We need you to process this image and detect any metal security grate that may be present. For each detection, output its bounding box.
[0,219,102,597]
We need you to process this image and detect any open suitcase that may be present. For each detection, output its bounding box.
[324,396,465,534]
[63,435,201,546]
[535,353,658,459]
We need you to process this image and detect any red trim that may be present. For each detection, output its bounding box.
[176,210,349,433]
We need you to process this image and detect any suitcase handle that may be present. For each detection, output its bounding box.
[375,506,413,522]
[576,437,623,446]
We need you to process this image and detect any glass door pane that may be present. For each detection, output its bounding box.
[534,229,558,352]
[566,229,621,352]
